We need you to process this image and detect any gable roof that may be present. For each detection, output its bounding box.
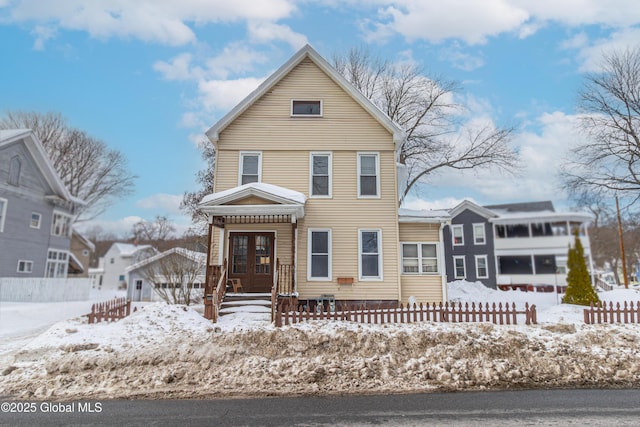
[125,247,207,273]
[0,129,85,206]
[449,200,497,219]
[484,201,555,213]
[109,242,157,257]
[72,229,96,252]
[205,44,406,147]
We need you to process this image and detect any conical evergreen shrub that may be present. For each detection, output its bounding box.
[562,230,599,305]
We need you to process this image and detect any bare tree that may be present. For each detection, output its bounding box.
[141,248,206,306]
[333,46,518,204]
[563,47,640,201]
[0,110,136,220]
[132,215,176,245]
[181,138,215,232]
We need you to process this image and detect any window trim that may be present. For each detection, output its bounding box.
[17,260,33,274]
[238,151,262,186]
[307,228,332,281]
[452,224,464,246]
[357,152,380,199]
[9,155,21,186]
[453,255,466,279]
[358,229,383,281]
[309,152,332,198]
[475,255,489,279]
[291,99,323,117]
[45,249,68,278]
[30,212,42,229]
[473,223,486,245]
[51,210,72,237]
[0,197,7,233]
[401,242,440,275]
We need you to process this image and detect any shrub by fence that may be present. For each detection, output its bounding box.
[88,297,134,324]
[584,301,640,324]
[275,301,537,327]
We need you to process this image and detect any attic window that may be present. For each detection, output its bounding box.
[291,100,322,117]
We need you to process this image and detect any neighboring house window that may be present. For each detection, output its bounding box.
[452,225,464,246]
[475,255,489,279]
[17,260,33,274]
[239,152,261,185]
[357,153,380,198]
[9,155,21,186]
[45,249,68,278]
[308,229,331,280]
[401,243,439,274]
[82,249,89,257]
[309,152,332,197]
[453,256,466,279]
[473,223,486,245]
[30,212,42,229]
[498,255,533,274]
[291,100,322,116]
[135,280,143,290]
[110,258,115,264]
[359,229,382,280]
[534,255,557,274]
[0,198,6,233]
[51,211,71,237]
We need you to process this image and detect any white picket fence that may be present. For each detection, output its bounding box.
[0,277,91,302]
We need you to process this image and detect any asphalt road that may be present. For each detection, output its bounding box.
[2,389,640,426]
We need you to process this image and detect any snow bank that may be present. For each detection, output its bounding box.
[2,297,640,400]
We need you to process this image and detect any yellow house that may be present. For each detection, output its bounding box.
[199,45,450,311]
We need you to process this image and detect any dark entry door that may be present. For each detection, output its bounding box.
[228,232,275,293]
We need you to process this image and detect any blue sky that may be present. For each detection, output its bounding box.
[2,1,640,237]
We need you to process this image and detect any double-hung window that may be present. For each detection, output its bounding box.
[453,256,466,279]
[452,224,464,246]
[310,152,331,197]
[359,229,382,280]
[357,153,380,198]
[475,255,489,279]
[45,249,68,278]
[473,223,486,245]
[17,260,33,274]
[30,212,42,229]
[401,243,439,274]
[239,152,261,185]
[0,198,6,232]
[51,211,71,237]
[308,229,331,280]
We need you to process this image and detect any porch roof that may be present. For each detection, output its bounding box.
[199,182,306,219]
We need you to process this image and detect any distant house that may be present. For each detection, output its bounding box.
[444,200,594,289]
[126,247,206,302]
[0,129,84,278]
[67,230,96,278]
[90,242,157,290]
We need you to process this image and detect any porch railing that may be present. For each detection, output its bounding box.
[204,259,227,321]
[276,259,294,295]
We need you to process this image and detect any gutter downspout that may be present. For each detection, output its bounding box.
[439,221,450,302]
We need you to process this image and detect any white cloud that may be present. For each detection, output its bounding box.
[198,76,265,112]
[31,25,56,50]
[76,215,143,238]
[571,27,640,72]
[247,21,308,49]
[136,193,184,215]
[204,43,270,79]
[153,53,203,81]
[5,0,298,46]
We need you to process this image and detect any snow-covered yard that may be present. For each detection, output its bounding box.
[1,282,640,399]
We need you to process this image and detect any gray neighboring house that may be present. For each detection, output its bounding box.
[0,129,84,278]
[443,200,498,288]
[443,200,594,290]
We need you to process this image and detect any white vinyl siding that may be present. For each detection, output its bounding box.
[401,243,439,274]
[308,228,331,280]
[309,152,332,197]
[453,256,466,279]
[475,255,489,279]
[473,223,486,245]
[359,229,382,280]
[452,224,464,246]
[238,151,262,185]
[357,152,380,198]
[0,198,6,232]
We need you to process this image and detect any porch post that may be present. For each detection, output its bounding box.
[204,217,214,320]
[292,215,297,294]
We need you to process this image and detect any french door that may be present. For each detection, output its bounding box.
[228,232,275,293]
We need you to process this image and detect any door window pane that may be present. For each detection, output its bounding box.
[232,235,248,274]
[255,235,271,274]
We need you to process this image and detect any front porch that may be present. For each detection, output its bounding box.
[198,182,306,321]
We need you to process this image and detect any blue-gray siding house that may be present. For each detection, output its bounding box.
[0,129,83,278]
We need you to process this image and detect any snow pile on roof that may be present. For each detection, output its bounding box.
[113,243,155,257]
[200,182,307,205]
[398,208,450,221]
